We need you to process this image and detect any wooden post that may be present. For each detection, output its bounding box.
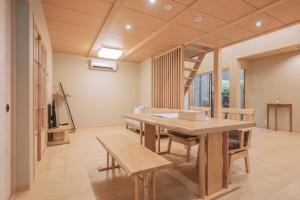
[180,45,185,109]
[214,48,222,118]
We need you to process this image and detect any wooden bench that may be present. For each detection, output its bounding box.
[96,133,173,200]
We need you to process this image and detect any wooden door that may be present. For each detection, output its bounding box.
[33,30,39,170]
[33,28,48,169]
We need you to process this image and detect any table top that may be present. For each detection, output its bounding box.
[267,103,292,107]
[123,113,256,136]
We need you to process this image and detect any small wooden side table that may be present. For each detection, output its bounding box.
[267,103,292,132]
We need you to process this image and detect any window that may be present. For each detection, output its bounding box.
[211,69,230,109]
[240,68,246,108]
[222,70,230,108]
[193,73,210,107]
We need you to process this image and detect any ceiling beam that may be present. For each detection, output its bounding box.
[184,45,210,53]
[87,0,124,57]
[120,0,202,60]
[185,0,290,46]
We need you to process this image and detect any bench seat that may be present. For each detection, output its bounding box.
[97,132,173,199]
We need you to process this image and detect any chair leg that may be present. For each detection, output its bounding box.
[228,154,232,182]
[186,144,192,162]
[245,151,250,173]
[167,137,172,154]
[196,145,200,168]
[140,130,143,146]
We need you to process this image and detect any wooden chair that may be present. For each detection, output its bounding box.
[190,106,211,118]
[167,108,210,162]
[167,130,199,162]
[221,108,255,178]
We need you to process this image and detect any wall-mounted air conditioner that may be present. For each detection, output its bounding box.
[90,59,118,72]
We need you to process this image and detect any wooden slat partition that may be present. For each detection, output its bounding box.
[152,46,184,109]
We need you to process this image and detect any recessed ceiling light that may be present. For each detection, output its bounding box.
[125,24,132,30]
[164,4,172,11]
[195,16,203,22]
[149,0,156,4]
[98,47,123,59]
[255,21,263,28]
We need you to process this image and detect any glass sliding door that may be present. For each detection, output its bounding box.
[240,68,246,108]
[210,69,230,116]
[193,69,230,116]
[193,73,211,107]
[222,70,230,108]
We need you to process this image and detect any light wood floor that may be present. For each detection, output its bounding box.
[13,126,300,200]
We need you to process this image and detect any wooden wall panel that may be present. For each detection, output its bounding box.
[152,47,184,109]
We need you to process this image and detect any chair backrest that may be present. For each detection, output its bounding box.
[190,106,211,117]
[221,108,255,123]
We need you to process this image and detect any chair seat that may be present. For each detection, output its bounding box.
[238,127,253,132]
[167,131,198,141]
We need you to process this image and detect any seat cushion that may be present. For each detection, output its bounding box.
[168,131,197,141]
[229,137,240,150]
[229,130,249,148]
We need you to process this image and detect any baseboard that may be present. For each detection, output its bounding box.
[15,184,30,192]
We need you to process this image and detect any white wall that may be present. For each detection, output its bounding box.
[139,59,152,107]
[53,53,140,128]
[0,0,12,199]
[249,52,300,132]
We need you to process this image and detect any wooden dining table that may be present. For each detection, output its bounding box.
[123,112,256,200]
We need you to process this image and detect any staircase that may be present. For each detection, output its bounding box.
[183,53,206,94]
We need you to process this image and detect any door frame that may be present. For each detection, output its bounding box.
[11,0,16,196]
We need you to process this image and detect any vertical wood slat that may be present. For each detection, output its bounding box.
[152,46,183,109]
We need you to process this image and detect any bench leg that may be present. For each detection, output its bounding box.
[140,122,143,146]
[134,176,142,200]
[167,137,172,154]
[143,173,155,200]
[245,151,250,173]
[107,151,110,168]
[97,151,120,172]
[186,144,191,162]
[112,157,115,168]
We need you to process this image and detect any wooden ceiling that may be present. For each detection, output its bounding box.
[42,0,300,63]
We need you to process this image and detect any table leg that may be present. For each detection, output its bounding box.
[206,132,223,195]
[157,127,161,153]
[222,131,229,189]
[144,123,156,152]
[275,105,278,131]
[198,134,206,199]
